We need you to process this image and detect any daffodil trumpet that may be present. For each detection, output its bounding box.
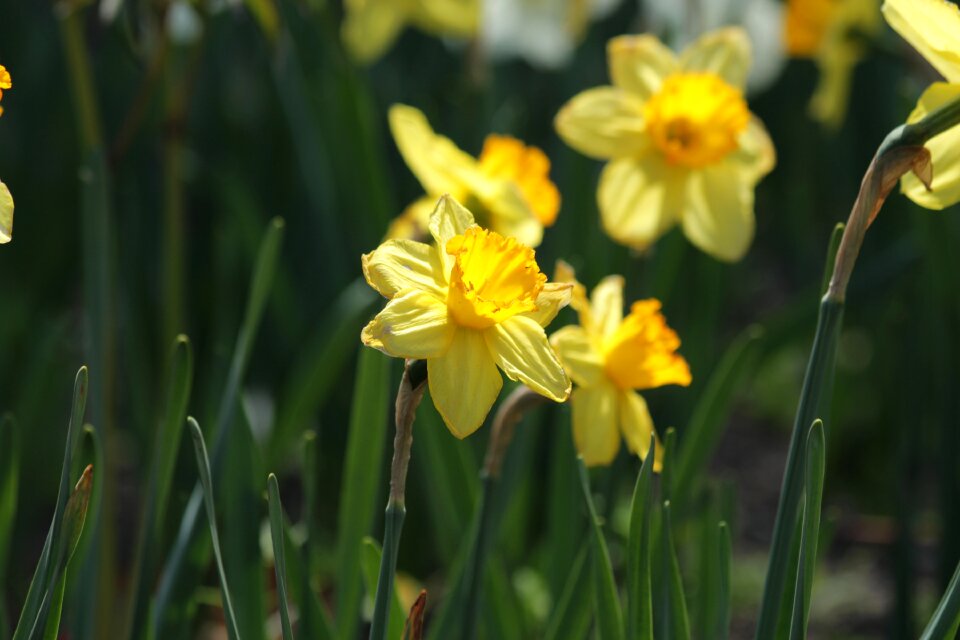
[369,359,428,640]
[756,86,960,639]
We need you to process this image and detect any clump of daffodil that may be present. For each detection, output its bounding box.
[387,105,559,248]
[554,28,775,262]
[0,64,13,245]
[549,263,691,469]
[883,0,960,209]
[342,0,478,64]
[784,0,880,126]
[362,194,572,437]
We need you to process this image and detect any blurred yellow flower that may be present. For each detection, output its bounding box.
[387,104,559,247]
[0,65,12,244]
[0,65,10,117]
[550,263,690,469]
[883,0,960,209]
[785,0,880,126]
[362,195,572,437]
[342,0,478,64]
[554,29,775,262]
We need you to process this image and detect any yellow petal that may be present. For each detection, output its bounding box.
[486,316,570,401]
[361,289,455,358]
[679,27,752,89]
[342,0,408,63]
[901,82,960,209]
[618,390,663,472]
[469,177,544,247]
[412,0,479,37]
[522,282,573,327]
[550,325,605,387]
[428,328,502,438]
[607,35,679,100]
[362,238,447,299]
[732,117,777,184]
[429,194,477,276]
[682,162,755,262]
[386,197,436,241]
[589,275,625,341]
[389,104,479,196]
[0,181,12,244]
[882,0,960,83]
[572,380,620,467]
[554,87,649,160]
[598,156,684,251]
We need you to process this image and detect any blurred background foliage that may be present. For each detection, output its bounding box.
[0,0,959,638]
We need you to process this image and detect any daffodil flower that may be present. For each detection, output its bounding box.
[362,195,572,437]
[342,0,478,64]
[0,65,13,245]
[554,28,775,262]
[785,0,880,126]
[549,263,691,469]
[883,0,960,209]
[387,105,559,248]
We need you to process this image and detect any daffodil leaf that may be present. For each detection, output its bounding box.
[267,474,295,640]
[661,501,691,640]
[627,435,656,640]
[360,537,405,640]
[788,420,826,640]
[543,545,591,640]
[715,522,732,640]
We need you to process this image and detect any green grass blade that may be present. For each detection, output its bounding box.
[544,545,591,640]
[336,347,392,640]
[627,435,656,640]
[789,421,825,640]
[278,509,334,640]
[361,537,405,640]
[577,458,624,640]
[187,417,241,640]
[128,336,193,640]
[674,326,763,501]
[13,367,88,640]
[921,557,960,640]
[662,501,691,640]
[0,414,18,584]
[268,474,295,640]
[661,428,677,506]
[41,465,94,640]
[715,522,732,640]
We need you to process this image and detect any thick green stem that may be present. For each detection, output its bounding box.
[369,360,426,640]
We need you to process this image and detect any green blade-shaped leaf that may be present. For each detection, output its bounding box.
[715,522,732,640]
[336,347,391,640]
[662,501,690,640]
[577,458,624,640]
[544,545,591,640]
[267,474,295,640]
[0,414,18,583]
[13,367,88,640]
[627,435,656,640]
[361,537,405,640]
[188,417,241,640]
[921,557,960,640]
[789,420,826,640]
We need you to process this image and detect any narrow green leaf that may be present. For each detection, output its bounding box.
[627,435,656,640]
[360,537,405,640]
[0,414,18,583]
[921,557,960,640]
[661,501,691,640]
[820,224,846,297]
[278,509,335,640]
[300,430,322,640]
[674,327,763,501]
[789,421,826,640]
[577,458,624,640]
[481,558,526,640]
[336,347,392,640]
[268,474,295,640]
[13,367,88,640]
[661,428,677,506]
[715,522,732,640]
[188,417,241,640]
[544,545,591,640]
[41,465,94,640]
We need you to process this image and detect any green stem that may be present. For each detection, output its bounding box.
[369,360,427,640]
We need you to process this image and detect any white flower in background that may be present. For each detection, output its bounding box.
[641,0,786,93]
[482,0,623,69]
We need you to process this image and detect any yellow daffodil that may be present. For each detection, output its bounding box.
[0,65,12,244]
[549,263,691,469]
[387,104,559,247]
[362,194,572,437]
[342,0,478,64]
[554,29,775,262]
[883,0,960,209]
[785,0,880,126]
